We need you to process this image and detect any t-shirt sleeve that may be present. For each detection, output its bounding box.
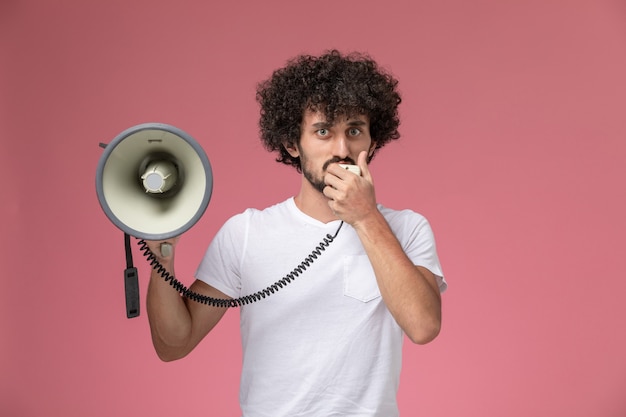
[195,211,250,299]
[401,211,448,293]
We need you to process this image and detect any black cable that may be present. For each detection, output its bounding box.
[138,221,344,308]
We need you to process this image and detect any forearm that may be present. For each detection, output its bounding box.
[353,212,442,344]
[146,261,193,360]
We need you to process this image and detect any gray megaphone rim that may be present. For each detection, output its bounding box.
[96,122,213,240]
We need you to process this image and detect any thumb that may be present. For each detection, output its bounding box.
[357,151,371,179]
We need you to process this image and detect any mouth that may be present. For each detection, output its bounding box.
[323,157,356,171]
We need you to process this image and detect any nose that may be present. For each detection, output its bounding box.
[332,134,350,159]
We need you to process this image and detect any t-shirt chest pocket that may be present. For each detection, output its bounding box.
[343,255,382,302]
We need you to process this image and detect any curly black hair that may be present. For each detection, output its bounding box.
[256,50,402,170]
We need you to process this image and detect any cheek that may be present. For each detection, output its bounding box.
[300,154,326,177]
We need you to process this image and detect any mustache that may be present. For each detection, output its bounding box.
[322,156,356,171]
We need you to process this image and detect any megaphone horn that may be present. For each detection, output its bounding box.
[96,123,213,241]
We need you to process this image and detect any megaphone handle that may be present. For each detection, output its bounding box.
[124,233,140,318]
[160,242,173,258]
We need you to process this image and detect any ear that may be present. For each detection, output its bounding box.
[283,140,300,158]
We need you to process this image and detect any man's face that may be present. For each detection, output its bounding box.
[289,109,375,193]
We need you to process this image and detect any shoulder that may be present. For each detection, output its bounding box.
[378,204,430,227]
[377,204,436,242]
[221,198,293,231]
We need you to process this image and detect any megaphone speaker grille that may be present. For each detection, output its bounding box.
[96,123,213,240]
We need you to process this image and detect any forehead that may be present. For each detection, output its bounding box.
[302,109,369,127]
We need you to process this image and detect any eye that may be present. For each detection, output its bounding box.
[317,128,329,137]
[348,128,361,136]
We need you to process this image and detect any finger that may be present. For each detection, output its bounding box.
[324,171,343,190]
[327,163,350,179]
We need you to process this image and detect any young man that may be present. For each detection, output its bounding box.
[145,50,447,416]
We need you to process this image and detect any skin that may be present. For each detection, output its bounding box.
[146,109,442,361]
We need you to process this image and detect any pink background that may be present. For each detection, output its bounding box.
[2,0,625,416]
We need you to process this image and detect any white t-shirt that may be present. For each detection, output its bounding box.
[196,198,446,417]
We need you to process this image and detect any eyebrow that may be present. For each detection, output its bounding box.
[311,119,367,129]
[311,122,332,129]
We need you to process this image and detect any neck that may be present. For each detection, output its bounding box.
[293,177,338,223]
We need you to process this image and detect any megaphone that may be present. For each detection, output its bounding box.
[96,123,213,240]
[96,123,213,318]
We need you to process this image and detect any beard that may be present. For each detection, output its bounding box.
[301,154,357,194]
[303,166,327,194]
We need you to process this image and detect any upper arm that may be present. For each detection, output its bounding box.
[416,265,443,299]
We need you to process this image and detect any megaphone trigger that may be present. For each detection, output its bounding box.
[160,242,173,258]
